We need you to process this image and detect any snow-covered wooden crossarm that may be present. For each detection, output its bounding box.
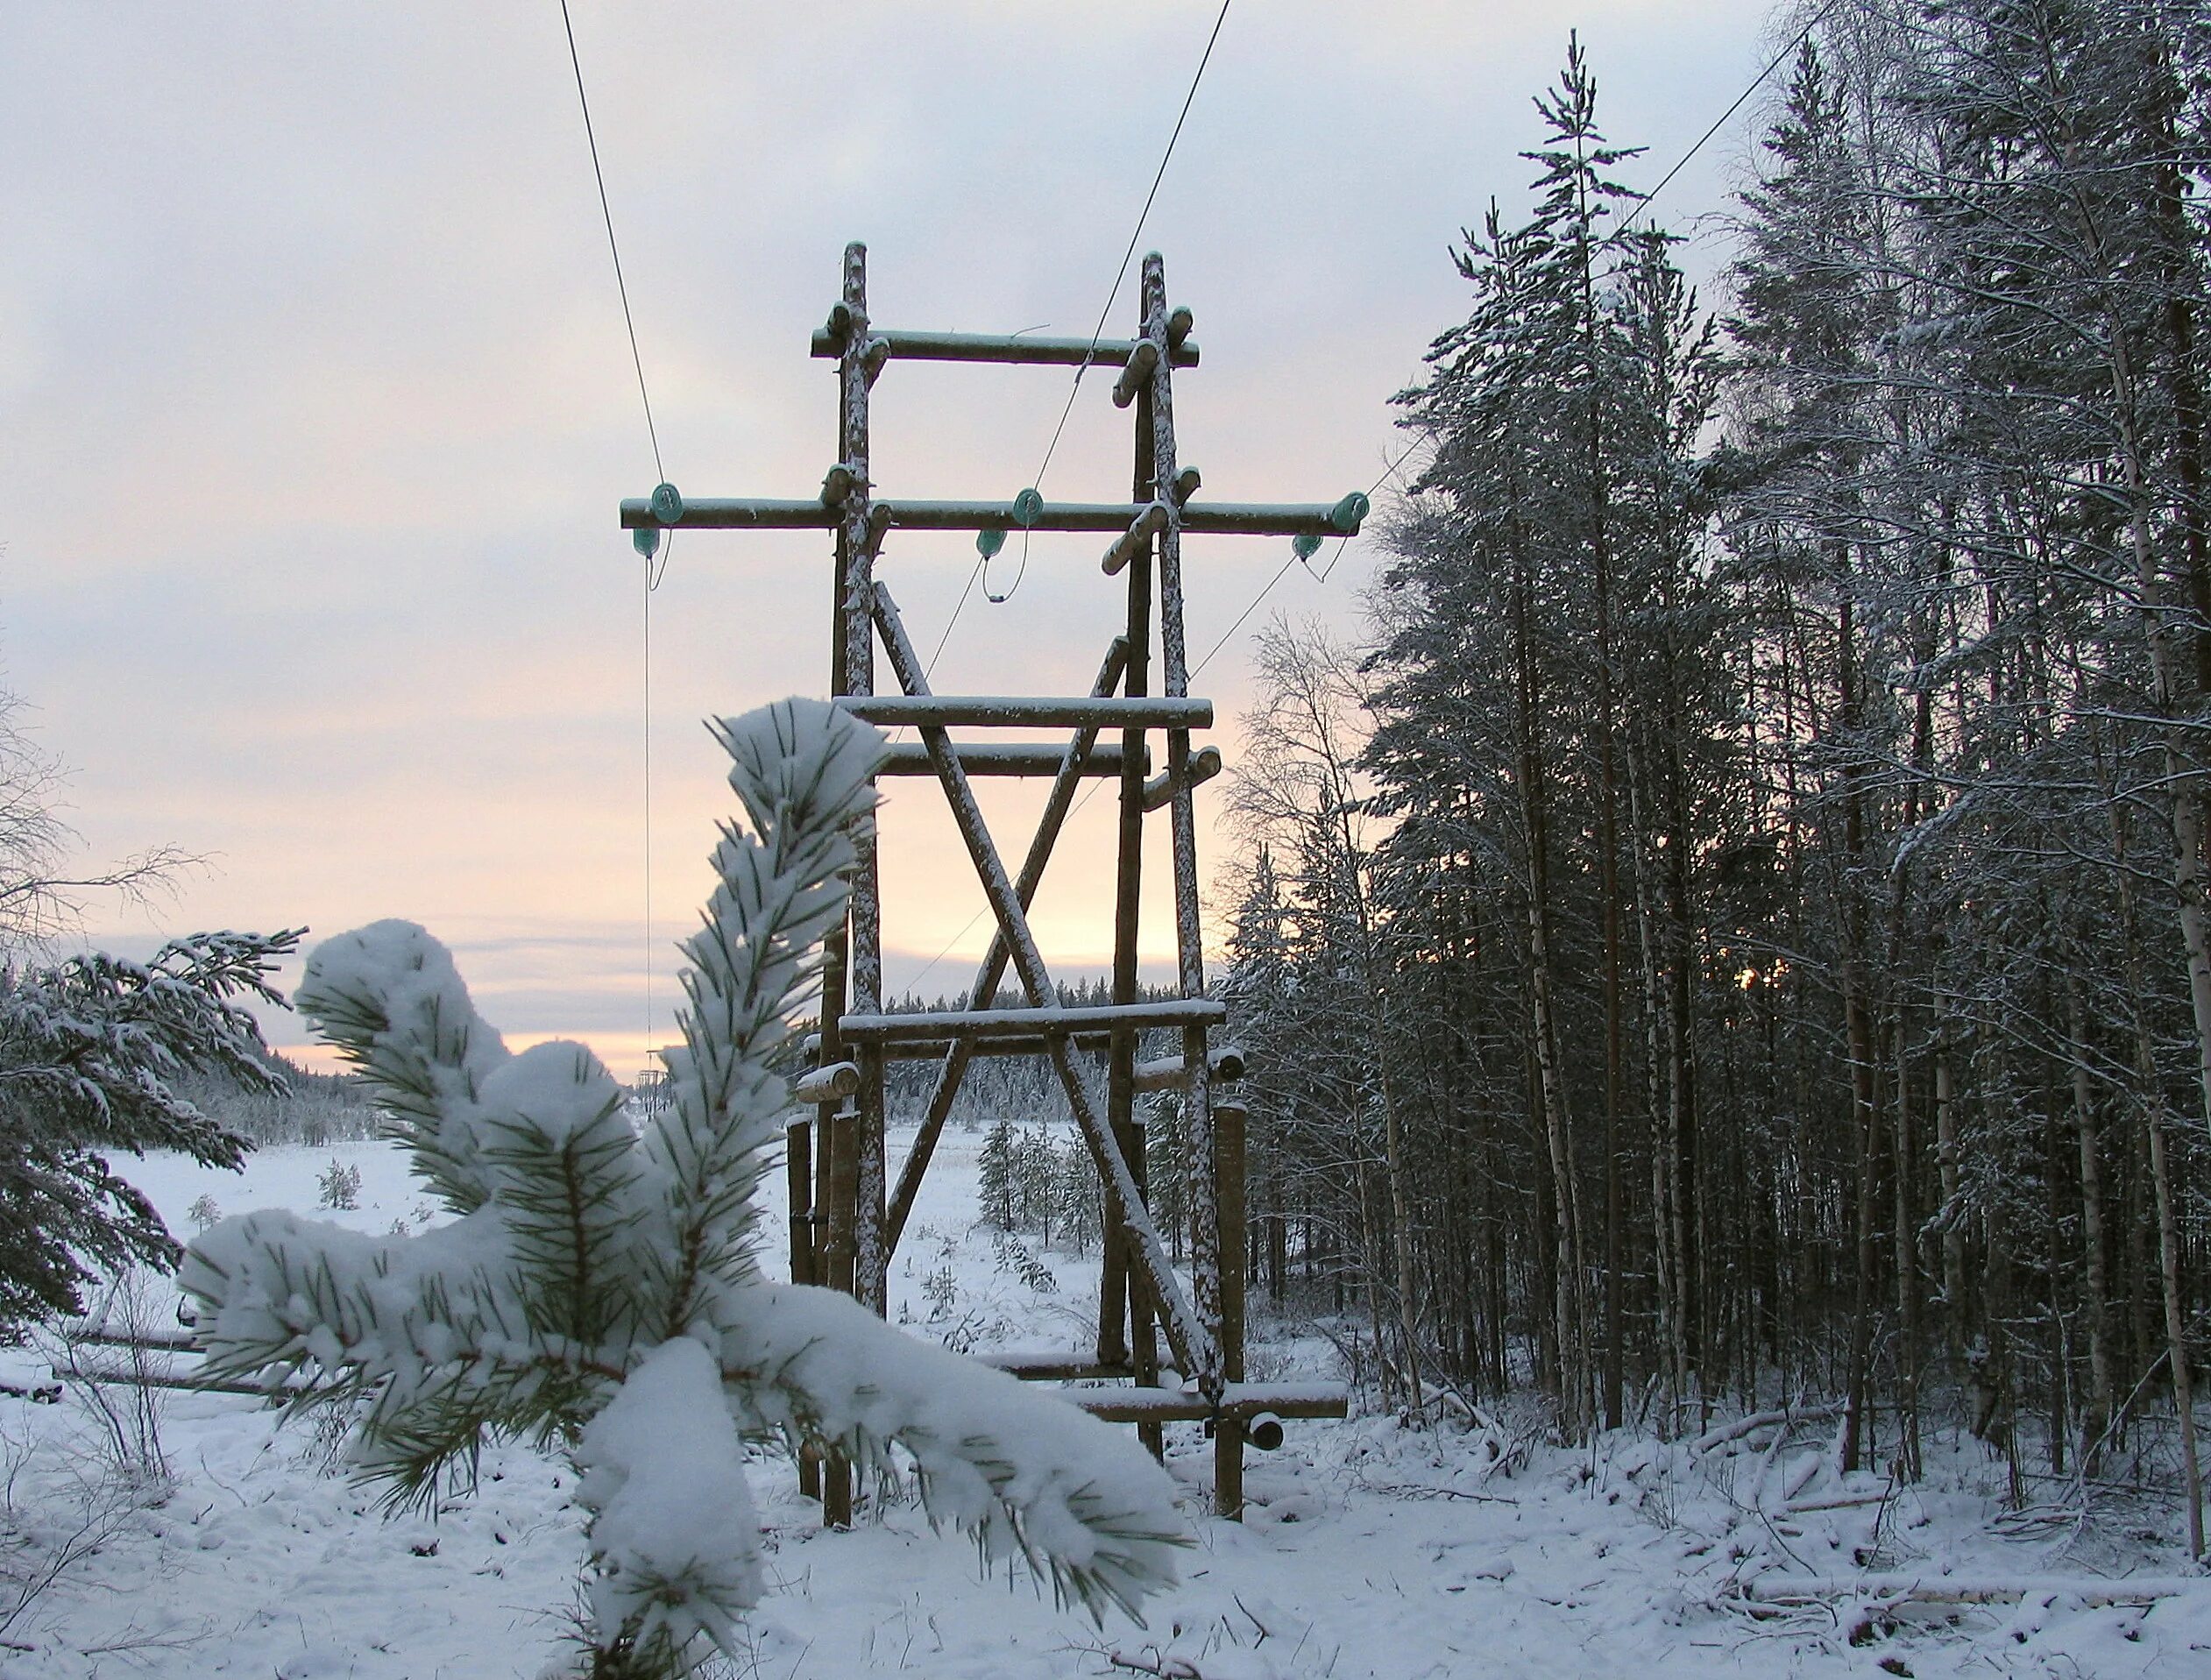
[979,1350,1138,1381]
[881,1028,1127,1059]
[65,1320,203,1353]
[809,324,1201,368]
[790,1059,859,1104]
[839,997,1226,1044]
[837,694,1211,730]
[620,495,1360,538]
[1063,1382,1351,1428]
[876,741,1147,776]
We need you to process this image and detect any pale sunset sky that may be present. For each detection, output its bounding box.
[3,1,1775,1078]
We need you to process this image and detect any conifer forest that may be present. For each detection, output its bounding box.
[1211,0,2211,1524]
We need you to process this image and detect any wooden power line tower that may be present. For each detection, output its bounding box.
[622,244,1357,1521]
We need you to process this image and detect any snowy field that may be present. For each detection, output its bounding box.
[3,1125,2208,1678]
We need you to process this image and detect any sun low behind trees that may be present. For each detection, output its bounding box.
[1214,0,2211,1548]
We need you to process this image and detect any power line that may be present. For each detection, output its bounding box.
[1626,0,1846,233]
[558,0,670,1063]
[1030,0,1235,497]
[954,0,1236,631]
[560,0,666,489]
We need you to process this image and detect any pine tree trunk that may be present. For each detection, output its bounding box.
[2107,782,2206,1556]
[2066,973,2115,1474]
[1934,998,1967,1358]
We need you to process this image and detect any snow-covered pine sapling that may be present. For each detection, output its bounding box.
[178,698,1183,1678]
[315,1159,361,1211]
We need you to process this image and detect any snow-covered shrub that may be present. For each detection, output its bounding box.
[315,1159,361,1211]
[66,1268,172,1485]
[991,1231,1059,1296]
[0,930,296,1330]
[179,698,1182,1677]
[1052,1130,1103,1256]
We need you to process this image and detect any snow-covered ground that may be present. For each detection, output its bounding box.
[3,1124,2207,1678]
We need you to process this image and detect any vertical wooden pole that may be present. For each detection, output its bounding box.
[1122,381,1164,1454]
[786,1118,822,1501]
[1215,1098,1248,1518]
[787,1119,818,1287]
[1141,252,1222,1396]
[836,242,889,1323]
[1129,1101,1162,1458]
[1102,377,1155,1384]
[823,1103,858,1528]
[808,242,876,1531]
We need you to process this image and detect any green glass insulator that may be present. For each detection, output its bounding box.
[1293,532,1322,562]
[976,528,1007,559]
[650,481,684,525]
[634,526,662,559]
[1012,487,1045,528]
[1329,491,1371,534]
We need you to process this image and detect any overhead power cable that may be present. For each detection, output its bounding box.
[1626,0,1846,232]
[940,0,1236,650]
[558,0,671,1063]
[560,0,666,496]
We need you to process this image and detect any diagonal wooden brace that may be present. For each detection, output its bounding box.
[881,613,1129,1254]
[868,585,1219,1386]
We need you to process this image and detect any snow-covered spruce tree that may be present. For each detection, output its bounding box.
[178,698,1182,1677]
[0,929,298,1330]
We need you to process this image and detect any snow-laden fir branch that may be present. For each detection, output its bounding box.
[179,697,1182,1676]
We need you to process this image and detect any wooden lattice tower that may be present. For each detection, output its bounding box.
[622,244,1357,1521]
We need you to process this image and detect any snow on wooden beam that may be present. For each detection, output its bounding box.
[620,498,1350,538]
[1132,1043,1246,1092]
[875,742,1146,776]
[1142,744,1222,811]
[1112,339,1159,409]
[804,1029,1117,1062]
[620,497,837,530]
[875,1032,1115,1061]
[1102,500,1170,577]
[808,327,1200,368]
[1059,1382,1349,1425]
[838,695,1211,730]
[839,996,1227,1044]
[792,1060,860,1104]
[67,1322,202,1353]
[974,1350,1137,1382]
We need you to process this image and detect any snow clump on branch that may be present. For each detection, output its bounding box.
[178,697,1184,1677]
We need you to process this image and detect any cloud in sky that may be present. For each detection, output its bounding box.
[4,0,1773,1077]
